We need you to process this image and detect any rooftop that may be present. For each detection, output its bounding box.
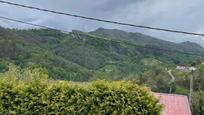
[154,93,191,115]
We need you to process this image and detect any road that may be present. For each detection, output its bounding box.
[168,70,175,82]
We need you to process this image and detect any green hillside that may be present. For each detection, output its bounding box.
[90,28,204,54]
[0,27,203,93]
[1,27,204,114]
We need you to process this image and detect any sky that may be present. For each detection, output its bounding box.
[0,0,204,46]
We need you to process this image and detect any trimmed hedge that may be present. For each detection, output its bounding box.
[0,65,162,114]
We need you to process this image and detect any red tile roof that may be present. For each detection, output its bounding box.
[154,93,191,115]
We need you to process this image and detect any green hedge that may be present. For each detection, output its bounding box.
[0,65,162,114]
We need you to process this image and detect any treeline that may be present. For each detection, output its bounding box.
[0,65,162,114]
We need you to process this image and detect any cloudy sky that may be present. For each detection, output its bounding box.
[0,0,204,46]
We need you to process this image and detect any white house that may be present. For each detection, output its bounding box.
[176,66,197,73]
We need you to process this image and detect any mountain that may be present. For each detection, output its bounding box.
[0,27,203,85]
[89,27,171,46]
[90,28,204,54]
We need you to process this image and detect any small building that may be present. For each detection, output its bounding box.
[176,66,191,73]
[154,93,191,115]
[176,66,197,73]
[189,67,197,71]
[176,66,186,70]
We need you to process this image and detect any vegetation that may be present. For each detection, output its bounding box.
[0,65,162,114]
[0,27,201,82]
[1,27,204,114]
[192,91,204,115]
[171,62,204,115]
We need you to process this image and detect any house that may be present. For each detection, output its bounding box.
[154,93,191,115]
[176,66,191,73]
[176,66,197,73]
[189,67,197,71]
[176,66,186,70]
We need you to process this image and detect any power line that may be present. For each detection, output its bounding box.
[0,16,69,33]
[0,15,204,57]
[0,0,204,37]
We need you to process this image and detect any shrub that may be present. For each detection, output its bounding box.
[0,65,162,114]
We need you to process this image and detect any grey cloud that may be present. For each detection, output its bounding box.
[0,0,204,46]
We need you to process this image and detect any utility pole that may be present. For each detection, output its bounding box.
[189,66,196,107]
[189,72,193,106]
[198,83,202,115]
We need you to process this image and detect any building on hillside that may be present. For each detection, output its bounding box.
[176,66,197,73]
[154,93,191,115]
[176,66,190,73]
[189,67,197,71]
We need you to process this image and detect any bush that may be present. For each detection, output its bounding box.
[0,65,162,114]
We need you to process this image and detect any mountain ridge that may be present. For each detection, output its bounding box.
[0,27,203,82]
[90,28,204,54]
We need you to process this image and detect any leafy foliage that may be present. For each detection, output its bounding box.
[192,91,204,115]
[0,65,162,114]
